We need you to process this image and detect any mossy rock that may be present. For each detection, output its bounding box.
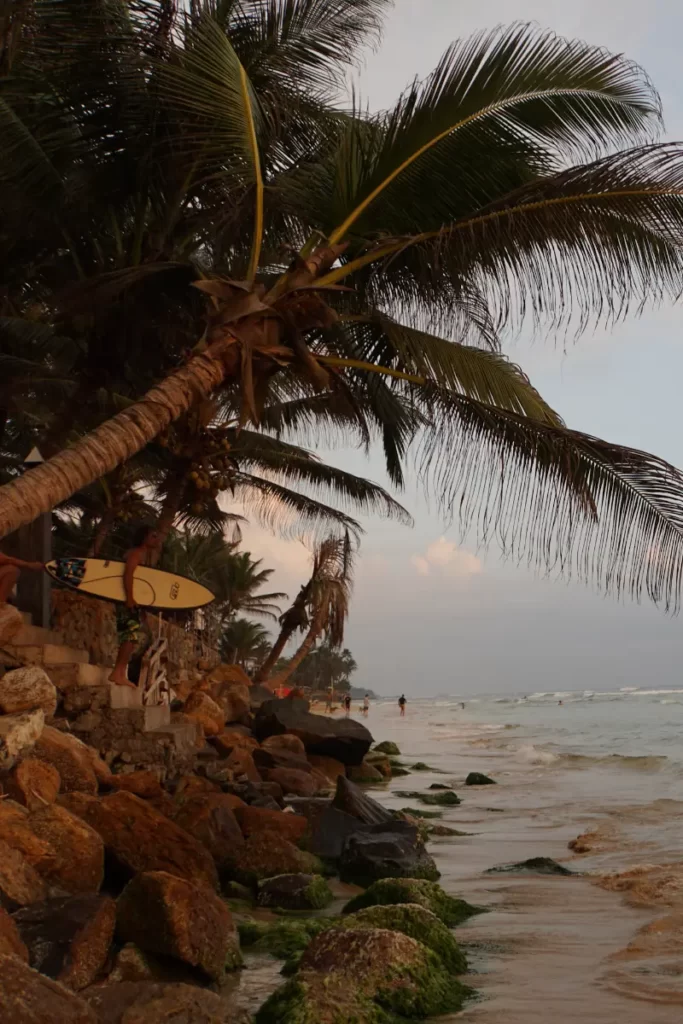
[486,857,573,876]
[238,916,329,959]
[257,873,334,911]
[390,767,411,777]
[465,772,496,786]
[342,877,484,927]
[411,762,438,771]
[374,741,400,756]
[338,904,467,973]
[400,806,443,819]
[395,790,461,806]
[428,783,452,790]
[257,928,470,1022]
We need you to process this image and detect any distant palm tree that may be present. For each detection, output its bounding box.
[220,617,271,668]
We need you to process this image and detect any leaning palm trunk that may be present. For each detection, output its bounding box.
[267,612,324,690]
[0,340,237,537]
[253,627,294,683]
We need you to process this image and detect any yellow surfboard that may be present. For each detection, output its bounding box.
[45,558,215,611]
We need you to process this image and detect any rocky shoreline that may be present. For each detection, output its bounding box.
[0,651,482,1023]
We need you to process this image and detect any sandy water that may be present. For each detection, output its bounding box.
[232,690,683,1020]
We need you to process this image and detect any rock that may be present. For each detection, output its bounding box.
[13,894,116,991]
[257,873,333,911]
[0,604,23,644]
[211,730,258,757]
[174,794,245,872]
[56,791,100,819]
[0,666,57,718]
[104,943,156,985]
[85,981,252,1024]
[331,775,394,826]
[258,780,284,804]
[238,917,327,960]
[347,762,384,784]
[110,770,163,799]
[0,905,28,960]
[486,857,573,876]
[32,727,98,795]
[411,762,437,771]
[391,766,411,777]
[258,928,468,1023]
[339,904,467,973]
[0,800,56,874]
[117,871,240,980]
[173,775,221,807]
[262,733,307,757]
[0,709,45,769]
[307,806,373,860]
[0,840,47,910]
[249,683,276,708]
[465,772,496,786]
[79,744,112,788]
[70,791,219,891]
[253,698,373,766]
[395,789,461,806]
[234,804,308,844]
[265,767,319,797]
[373,741,400,756]
[183,692,225,737]
[253,747,313,774]
[362,752,392,778]
[231,833,322,886]
[0,953,98,1022]
[339,822,440,887]
[5,758,60,810]
[203,663,252,689]
[428,783,451,790]
[342,876,483,926]
[224,747,261,783]
[217,686,250,725]
[28,805,104,894]
[307,755,345,785]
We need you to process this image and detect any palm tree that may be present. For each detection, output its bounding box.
[260,534,354,688]
[220,617,272,669]
[4,7,683,607]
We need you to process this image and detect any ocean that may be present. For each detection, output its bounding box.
[230,689,683,1020]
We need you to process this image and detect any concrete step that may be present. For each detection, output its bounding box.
[107,684,170,731]
[46,662,110,690]
[11,624,64,646]
[141,704,171,732]
[148,720,197,750]
[4,643,90,666]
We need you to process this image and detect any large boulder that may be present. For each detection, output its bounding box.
[257,928,468,1023]
[306,806,373,861]
[342,877,482,927]
[339,822,440,887]
[0,840,47,910]
[183,691,225,737]
[347,762,384,784]
[0,666,57,718]
[67,791,219,891]
[32,728,98,795]
[28,804,104,894]
[262,733,306,757]
[110,770,163,799]
[332,776,394,826]
[85,981,252,1024]
[465,772,496,786]
[264,768,318,798]
[203,663,252,690]
[174,794,245,872]
[307,755,345,786]
[0,604,23,644]
[211,730,258,757]
[234,804,308,845]
[253,698,372,766]
[0,709,44,769]
[373,741,400,756]
[0,906,28,960]
[173,774,221,807]
[13,894,116,991]
[0,954,98,1023]
[217,685,250,725]
[0,800,55,875]
[224,747,260,783]
[339,904,467,973]
[5,758,60,810]
[117,871,240,981]
[257,873,333,912]
[253,746,313,774]
[230,833,322,886]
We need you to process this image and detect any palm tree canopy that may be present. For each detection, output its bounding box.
[2,7,683,609]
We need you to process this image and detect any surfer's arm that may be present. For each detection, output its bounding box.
[123,548,144,608]
[0,551,43,572]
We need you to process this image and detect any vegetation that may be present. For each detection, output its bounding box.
[1,3,683,613]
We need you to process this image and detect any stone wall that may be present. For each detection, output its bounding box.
[51,591,220,680]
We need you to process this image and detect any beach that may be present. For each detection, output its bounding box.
[338,691,683,1022]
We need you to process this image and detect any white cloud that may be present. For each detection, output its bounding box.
[411,537,482,579]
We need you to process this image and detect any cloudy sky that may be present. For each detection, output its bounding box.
[241,0,683,697]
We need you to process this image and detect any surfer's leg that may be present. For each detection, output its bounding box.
[109,640,137,687]
[109,609,142,687]
[0,565,19,604]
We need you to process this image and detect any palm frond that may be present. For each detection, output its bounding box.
[232,472,363,541]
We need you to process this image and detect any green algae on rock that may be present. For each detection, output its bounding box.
[486,857,573,876]
[342,877,483,927]
[399,806,443,819]
[256,927,469,1023]
[337,904,467,973]
[390,767,411,777]
[373,742,400,756]
[465,772,496,786]
[395,790,461,806]
[410,763,438,771]
[238,917,329,960]
[257,873,333,911]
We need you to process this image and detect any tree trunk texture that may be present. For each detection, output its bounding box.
[268,614,323,689]
[0,340,238,538]
[253,625,294,682]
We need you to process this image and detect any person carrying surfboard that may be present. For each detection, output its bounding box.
[109,527,162,688]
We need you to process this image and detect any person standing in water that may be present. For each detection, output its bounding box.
[362,694,370,716]
[109,527,162,688]
[398,694,407,716]
[344,693,352,716]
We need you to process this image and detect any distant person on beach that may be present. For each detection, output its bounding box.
[398,694,406,716]
[109,527,162,688]
[0,550,44,605]
[344,694,352,716]
[362,694,370,716]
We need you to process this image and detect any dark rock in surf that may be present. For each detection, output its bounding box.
[253,699,372,766]
[486,857,573,876]
[465,773,496,786]
[331,776,394,826]
[307,806,374,860]
[339,821,439,887]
